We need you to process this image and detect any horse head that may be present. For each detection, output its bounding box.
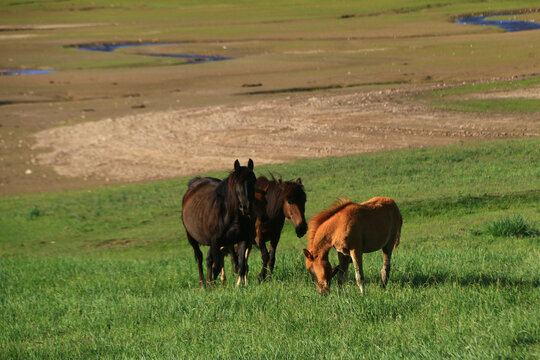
[281,178,308,238]
[231,159,257,217]
[303,248,339,295]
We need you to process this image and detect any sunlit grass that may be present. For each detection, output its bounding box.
[483,214,539,238]
[420,77,540,114]
[1,138,539,358]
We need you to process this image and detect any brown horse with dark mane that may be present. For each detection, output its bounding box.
[303,197,402,295]
[182,159,256,286]
[252,175,307,281]
[219,175,308,283]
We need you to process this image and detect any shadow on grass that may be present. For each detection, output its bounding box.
[395,272,539,288]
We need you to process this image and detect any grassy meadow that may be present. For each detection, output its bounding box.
[1,138,539,359]
[418,77,540,114]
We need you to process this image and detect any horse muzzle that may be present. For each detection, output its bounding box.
[295,223,308,238]
[318,286,330,296]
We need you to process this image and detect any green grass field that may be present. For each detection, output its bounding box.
[1,138,539,359]
[419,77,540,114]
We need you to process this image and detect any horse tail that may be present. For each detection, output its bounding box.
[308,198,353,244]
[393,208,403,251]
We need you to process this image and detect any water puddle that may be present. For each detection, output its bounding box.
[456,14,540,32]
[1,69,55,76]
[4,14,537,76]
[1,42,233,76]
[76,42,234,64]
[77,42,172,52]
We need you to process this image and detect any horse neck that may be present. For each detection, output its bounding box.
[308,231,333,260]
[265,182,286,221]
[216,177,239,216]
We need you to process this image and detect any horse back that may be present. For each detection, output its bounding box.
[182,179,222,246]
[336,197,401,253]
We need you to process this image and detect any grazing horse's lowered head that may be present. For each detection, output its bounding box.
[303,248,338,295]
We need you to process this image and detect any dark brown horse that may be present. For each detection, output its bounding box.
[252,175,308,281]
[181,159,256,286]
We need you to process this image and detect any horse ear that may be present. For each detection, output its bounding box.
[296,178,302,185]
[303,248,313,261]
[248,158,254,170]
[234,159,240,171]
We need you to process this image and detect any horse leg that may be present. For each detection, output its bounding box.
[206,249,213,284]
[219,247,227,283]
[228,245,238,274]
[350,249,365,294]
[381,245,393,287]
[210,243,223,282]
[236,240,249,287]
[218,245,237,283]
[243,245,251,285]
[257,240,270,282]
[336,252,351,286]
[186,233,205,287]
[267,238,279,277]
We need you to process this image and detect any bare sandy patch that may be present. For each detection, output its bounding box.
[283,50,325,54]
[0,23,106,31]
[0,34,39,40]
[342,48,389,53]
[32,86,539,183]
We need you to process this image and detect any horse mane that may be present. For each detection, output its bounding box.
[258,174,306,220]
[307,198,353,246]
[260,174,283,219]
[215,174,237,215]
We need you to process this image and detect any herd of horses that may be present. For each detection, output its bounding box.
[181,159,402,294]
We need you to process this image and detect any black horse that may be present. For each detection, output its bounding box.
[181,159,256,286]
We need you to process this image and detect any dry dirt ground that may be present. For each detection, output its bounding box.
[2,4,540,196]
[18,84,537,190]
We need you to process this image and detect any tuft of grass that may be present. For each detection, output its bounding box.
[28,206,43,220]
[484,214,539,238]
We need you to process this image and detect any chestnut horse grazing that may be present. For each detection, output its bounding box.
[182,159,256,287]
[303,197,402,295]
[253,175,308,281]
